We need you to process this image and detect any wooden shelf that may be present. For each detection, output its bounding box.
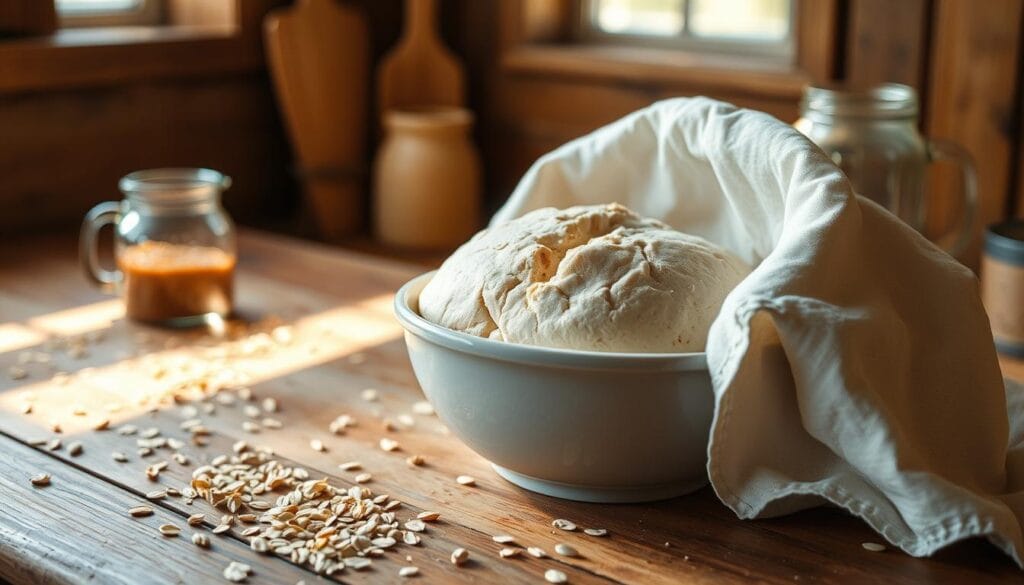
[0,25,265,94]
[502,44,811,98]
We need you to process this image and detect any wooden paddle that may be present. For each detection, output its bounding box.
[264,0,370,240]
[377,0,465,112]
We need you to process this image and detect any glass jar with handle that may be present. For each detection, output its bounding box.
[794,83,977,257]
[80,168,236,326]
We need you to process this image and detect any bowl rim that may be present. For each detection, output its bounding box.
[394,271,709,372]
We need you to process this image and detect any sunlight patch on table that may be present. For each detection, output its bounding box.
[0,322,47,354]
[27,299,124,337]
[0,293,402,435]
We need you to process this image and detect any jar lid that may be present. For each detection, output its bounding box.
[801,83,918,121]
[985,220,1024,266]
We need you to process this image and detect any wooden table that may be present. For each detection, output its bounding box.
[0,230,1019,584]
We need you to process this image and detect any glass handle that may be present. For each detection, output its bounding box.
[927,139,978,258]
[79,201,123,293]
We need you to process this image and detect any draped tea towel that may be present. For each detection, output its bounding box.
[492,98,1024,566]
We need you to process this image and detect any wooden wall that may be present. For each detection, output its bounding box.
[2,0,1022,270]
[452,0,1024,268]
[0,74,294,235]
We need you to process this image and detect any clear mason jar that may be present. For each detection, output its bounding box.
[80,168,236,326]
[794,83,977,257]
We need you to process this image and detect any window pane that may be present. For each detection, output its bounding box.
[689,0,790,40]
[591,0,685,36]
[56,0,142,15]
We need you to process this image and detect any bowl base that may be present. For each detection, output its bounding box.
[491,464,707,504]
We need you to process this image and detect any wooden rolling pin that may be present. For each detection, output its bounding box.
[264,0,370,240]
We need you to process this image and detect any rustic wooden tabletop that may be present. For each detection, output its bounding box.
[0,230,1019,584]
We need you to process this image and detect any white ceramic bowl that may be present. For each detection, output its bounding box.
[394,272,714,503]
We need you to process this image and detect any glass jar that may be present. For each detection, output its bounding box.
[794,83,977,257]
[80,168,236,326]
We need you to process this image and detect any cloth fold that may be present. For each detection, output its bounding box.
[492,97,1024,566]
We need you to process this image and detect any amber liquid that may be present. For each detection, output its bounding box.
[118,241,235,323]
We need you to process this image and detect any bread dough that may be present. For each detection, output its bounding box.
[418,203,750,353]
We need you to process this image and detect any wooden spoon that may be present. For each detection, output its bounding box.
[377,0,465,112]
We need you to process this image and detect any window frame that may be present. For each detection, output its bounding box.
[57,0,164,28]
[499,0,839,98]
[576,0,796,62]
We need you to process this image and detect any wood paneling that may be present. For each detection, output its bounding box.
[0,75,294,235]
[925,0,1023,266]
[845,0,930,90]
[0,0,56,35]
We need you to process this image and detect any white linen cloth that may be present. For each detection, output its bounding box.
[492,97,1024,566]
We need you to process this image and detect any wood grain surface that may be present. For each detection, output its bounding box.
[0,230,1020,584]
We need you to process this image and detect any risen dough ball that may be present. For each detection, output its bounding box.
[418,203,750,353]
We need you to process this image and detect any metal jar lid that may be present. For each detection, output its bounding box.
[985,220,1024,266]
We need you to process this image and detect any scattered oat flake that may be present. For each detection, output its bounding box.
[310,439,326,452]
[406,455,425,467]
[354,472,372,483]
[67,442,83,457]
[30,473,50,487]
[250,536,269,553]
[212,524,231,535]
[261,418,282,429]
[192,533,210,548]
[412,401,434,415]
[554,543,579,557]
[261,397,278,413]
[242,421,260,433]
[545,569,569,584]
[499,547,521,559]
[339,461,362,471]
[112,452,128,463]
[492,535,516,544]
[527,546,547,558]
[404,519,426,532]
[380,438,400,452]
[129,506,154,517]
[93,419,110,431]
[552,519,577,531]
[146,489,167,500]
[223,561,252,582]
[397,414,415,427]
[158,524,180,537]
[8,366,27,380]
[20,403,32,414]
[361,388,379,402]
[188,513,206,526]
[46,438,61,451]
[399,566,419,578]
[456,475,476,486]
[862,542,886,552]
[416,511,440,522]
[451,547,469,566]
[584,528,608,537]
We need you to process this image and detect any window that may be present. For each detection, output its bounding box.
[56,0,163,27]
[582,0,795,60]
